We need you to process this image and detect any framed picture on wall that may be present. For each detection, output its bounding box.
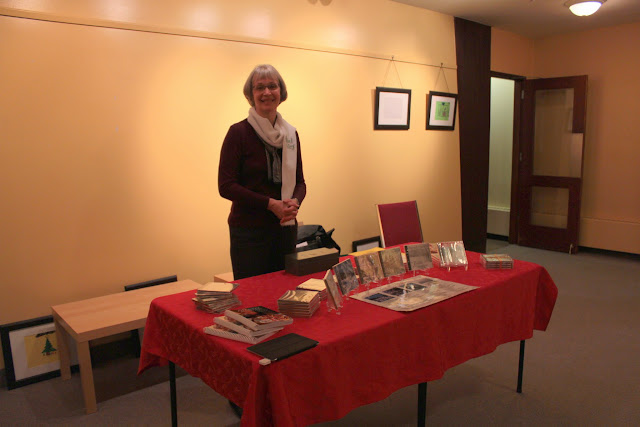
[426,91,458,131]
[374,87,411,130]
[0,315,78,389]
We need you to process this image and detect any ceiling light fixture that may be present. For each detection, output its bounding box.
[565,0,606,17]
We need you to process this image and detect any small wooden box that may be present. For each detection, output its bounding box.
[285,247,340,276]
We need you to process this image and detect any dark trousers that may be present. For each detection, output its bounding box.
[229,225,297,280]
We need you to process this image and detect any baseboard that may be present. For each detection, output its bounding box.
[578,246,640,261]
[487,233,638,260]
[487,233,508,241]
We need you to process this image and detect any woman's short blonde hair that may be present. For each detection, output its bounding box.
[243,64,288,106]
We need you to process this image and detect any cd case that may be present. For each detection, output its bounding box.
[246,333,318,362]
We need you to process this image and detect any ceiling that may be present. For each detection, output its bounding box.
[392,0,640,39]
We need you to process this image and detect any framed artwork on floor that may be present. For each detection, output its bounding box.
[1,315,77,389]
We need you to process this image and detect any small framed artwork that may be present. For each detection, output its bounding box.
[426,91,458,131]
[374,87,411,130]
[352,236,382,253]
[1,315,77,389]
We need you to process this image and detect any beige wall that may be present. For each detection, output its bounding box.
[0,0,461,350]
[491,28,535,78]
[492,23,640,254]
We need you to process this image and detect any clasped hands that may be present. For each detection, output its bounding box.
[268,198,299,225]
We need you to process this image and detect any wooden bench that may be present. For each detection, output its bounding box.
[212,271,234,283]
[51,279,198,414]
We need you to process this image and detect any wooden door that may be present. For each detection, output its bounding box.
[517,76,587,253]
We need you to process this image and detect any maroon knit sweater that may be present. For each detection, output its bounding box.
[218,119,306,228]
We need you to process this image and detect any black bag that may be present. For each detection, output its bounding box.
[296,225,341,254]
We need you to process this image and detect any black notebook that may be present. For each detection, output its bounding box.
[247,333,318,362]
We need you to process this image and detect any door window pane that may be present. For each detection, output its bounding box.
[531,186,568,229]
[533,88,583,178]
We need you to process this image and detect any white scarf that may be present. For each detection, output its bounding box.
[247,107,298,225]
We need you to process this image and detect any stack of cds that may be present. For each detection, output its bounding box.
[277,289,321,317]
[205,306,293,344]
[481,254,514,270]
[296,278,327,300]
[192,282,241,313]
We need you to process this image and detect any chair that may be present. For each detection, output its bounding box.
[376,200,423,247]
[124,275,177,356]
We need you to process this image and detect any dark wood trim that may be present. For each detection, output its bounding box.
[508,78,523,244]
[454,18,491,253]
[491,71,525,81]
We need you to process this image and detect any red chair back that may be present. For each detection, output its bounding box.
[376,201,423,247]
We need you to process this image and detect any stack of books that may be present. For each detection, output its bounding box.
[296,278,327,300]
[277,289,321,317]
[481,254,514,270]
[203,306,293,344]
[192,282,241,313]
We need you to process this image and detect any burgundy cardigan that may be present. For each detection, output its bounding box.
[218,119,306,228]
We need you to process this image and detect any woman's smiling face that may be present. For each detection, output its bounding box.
[252,75,281,122]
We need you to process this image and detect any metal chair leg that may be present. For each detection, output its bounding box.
[417,382,427,426]
[517,340,525,393]
[170,361,177,426]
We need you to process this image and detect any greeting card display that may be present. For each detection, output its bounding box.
[332,259,359,295]
[404,243,433,271]
[379,247,406,277]
[354,252,384,285]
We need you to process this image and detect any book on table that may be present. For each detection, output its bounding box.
[481,254,513,269]
[224,306,293,331]
[214,315,285,337]
[203,323,278,344]
[192,281,241,313]
[296,278,327,300]
[277,289,321,317]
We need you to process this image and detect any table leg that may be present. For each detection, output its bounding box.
[517,340,525,393]
[170,361,177,427]
[417,382,427,426]
[53,318,71,380]
[76,341,97,414]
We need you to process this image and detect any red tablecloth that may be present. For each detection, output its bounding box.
[138,251,557,427]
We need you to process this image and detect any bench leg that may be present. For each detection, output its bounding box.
[417,382,427,426]
[517,340,525,393]
[170,361,177,427]
[53,318,71,380]
[77,341,97,414]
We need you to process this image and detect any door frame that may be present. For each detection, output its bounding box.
[489,71,525,245]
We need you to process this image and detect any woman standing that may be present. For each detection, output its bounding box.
[218,64,306,280]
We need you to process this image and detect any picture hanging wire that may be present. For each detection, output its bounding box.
[434,62,450,92]
[381,56,404,88]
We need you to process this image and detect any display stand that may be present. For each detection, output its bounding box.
[437,241,468,271]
